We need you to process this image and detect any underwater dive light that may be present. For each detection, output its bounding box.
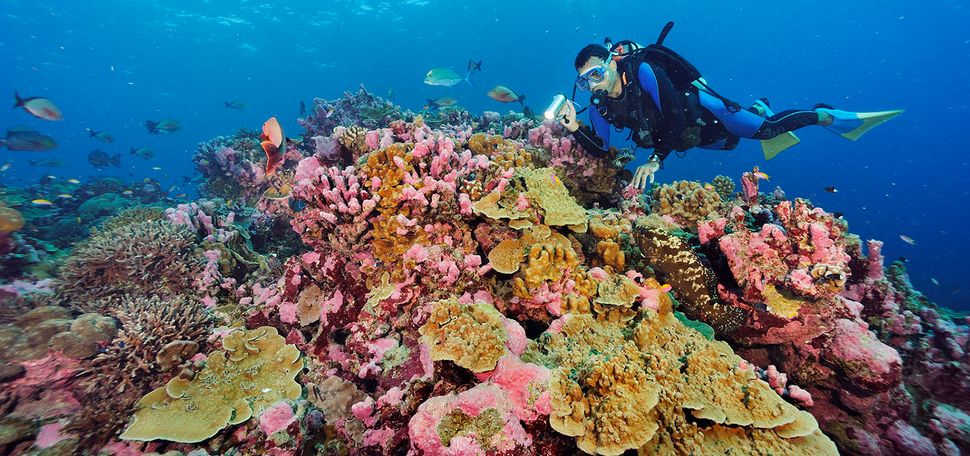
[544,94,568,121]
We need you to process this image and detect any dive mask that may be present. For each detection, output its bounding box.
[575,64,608,92]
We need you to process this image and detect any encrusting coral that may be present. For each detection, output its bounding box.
[120,326,303,443]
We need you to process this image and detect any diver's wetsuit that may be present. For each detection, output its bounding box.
[571,61,822,161]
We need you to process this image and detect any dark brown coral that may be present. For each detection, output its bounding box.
[634,220,748,336]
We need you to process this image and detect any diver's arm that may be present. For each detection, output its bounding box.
[572,124,610,158]
[559,99,610,158]
[571,107,611,158]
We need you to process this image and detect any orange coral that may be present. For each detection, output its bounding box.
[0,206,25,233]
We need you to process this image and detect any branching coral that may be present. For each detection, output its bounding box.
[68,294,212,447]
[57,219,203,304]
[121,326,303,443]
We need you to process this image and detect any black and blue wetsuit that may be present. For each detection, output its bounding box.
[571,61,822,161]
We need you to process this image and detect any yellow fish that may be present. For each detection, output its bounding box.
[66,178,81,184]
[122,190,134,195]
[57,193,73,199]
[31,199,53,206]
[76,216,81,224]
[752,166,770,181]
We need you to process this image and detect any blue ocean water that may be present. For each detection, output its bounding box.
[0,0,967,309]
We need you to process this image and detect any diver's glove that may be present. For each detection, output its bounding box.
[631,154,662,190]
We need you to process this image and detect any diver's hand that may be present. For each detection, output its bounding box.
[631,161,660,190]
[559,99,579,132]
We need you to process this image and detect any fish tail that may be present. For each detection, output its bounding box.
[518,94,526,106]
[112,153,121,167]
[13,91,24,108]
[87,128,97,137]
[224,101,231,108]
[145,120,157,134]
[463,71,475,88]
[129,148,136,155]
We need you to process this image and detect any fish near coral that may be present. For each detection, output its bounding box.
[260,116,285,176]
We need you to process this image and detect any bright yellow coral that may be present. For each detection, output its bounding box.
[120,326,304,443]
[419,298,508,373]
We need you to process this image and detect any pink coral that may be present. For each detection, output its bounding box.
[408,383,532,455]
[259,402,296,436]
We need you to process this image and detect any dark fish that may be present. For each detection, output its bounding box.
[425,96,458,110]
[299,101,306,116]
[832,212,843,219]
[824,186,838,193]
[467,60,482,72]
[224,100,247,109]
[898,256,908,262]
[0,127,58,151]
[28,158,65,167]
[145,119,181,134]
[289,198,307,212]
[87,149,121,169]
[86,128,114,143]
[13,91,63,121]
[130,147,155,159]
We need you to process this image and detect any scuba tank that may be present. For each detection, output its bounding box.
[605,22,741,112]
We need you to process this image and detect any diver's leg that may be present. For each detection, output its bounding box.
[748,109,822,139]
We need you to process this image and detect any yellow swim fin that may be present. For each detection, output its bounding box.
[752,98,800,160]
[761,133,801,160]
[818,108,904,141]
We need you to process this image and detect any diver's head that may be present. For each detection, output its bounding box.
[574,44,621,98]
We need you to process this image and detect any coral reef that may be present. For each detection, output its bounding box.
[2,91,966,456]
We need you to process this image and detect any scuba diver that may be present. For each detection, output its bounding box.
[550,22,903,189]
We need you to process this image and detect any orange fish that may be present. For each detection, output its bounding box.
[14,92,63,121]
[260,116,285,176]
